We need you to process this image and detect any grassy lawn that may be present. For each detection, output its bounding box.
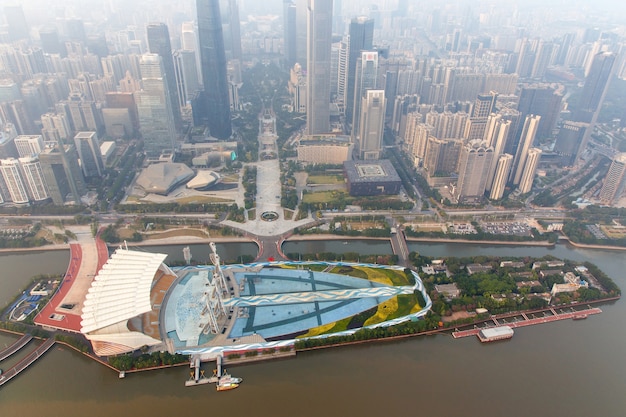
[118,227,139,239]
[364,296,398,326]
[330,265,368,279]
[248,209,256,220]
[221,173,240,182]
[283,209,294,220]
[298,316,352,338]
[302,190,350,204]
[307,174,344,185]
[362,293,422,327]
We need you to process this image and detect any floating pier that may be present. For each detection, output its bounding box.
[452,307,602,339]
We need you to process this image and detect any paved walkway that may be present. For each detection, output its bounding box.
[220,102,317,240]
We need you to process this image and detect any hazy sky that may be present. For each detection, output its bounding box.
[2,0,626,35]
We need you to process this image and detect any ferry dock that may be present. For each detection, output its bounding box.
[452,307,602,339]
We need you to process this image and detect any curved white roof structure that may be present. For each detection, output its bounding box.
[135,162,194,195]
[81,249,167,334]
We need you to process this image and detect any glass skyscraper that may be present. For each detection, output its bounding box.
[197,0,232,140]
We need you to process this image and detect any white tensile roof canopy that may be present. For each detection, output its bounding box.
[81,249,168,334]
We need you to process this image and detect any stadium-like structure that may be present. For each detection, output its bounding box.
[80,243,432,357]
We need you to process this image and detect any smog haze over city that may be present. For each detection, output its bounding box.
[4,1,626,417]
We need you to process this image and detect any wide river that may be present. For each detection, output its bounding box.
[0,239,625,417]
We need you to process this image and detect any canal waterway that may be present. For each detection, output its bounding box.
[0,240,625,417]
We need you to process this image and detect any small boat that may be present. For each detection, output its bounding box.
[572,314,588,320]
[216,372,242,391]
[216,381,239,391]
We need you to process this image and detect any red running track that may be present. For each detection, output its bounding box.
[34,238,109,333]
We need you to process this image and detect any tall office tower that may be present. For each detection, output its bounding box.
[334,39,348,109]
[3,6,29,41]
[295,0,308,68]
[515,39,535,79]
[484,115,511,192]
[511,114,541,186]
[66,18,87,44]
[555,33,575,66]
[0,100,37,135]
[219,0,242,60]
[423,137,462,177]
[14,135,44,158]
[517,84,562,142]
[20,79,47,121]
[489,153,513,200]
[464,118,489,141]
[39,27,65,56]
[471,92,498,118]
[118,70,142,93]
[41,112,72,145]
[358,90,385,160]
[283,1,297,68]
[0,158,29,204]
[146,23,182,131]
[39,144,85,205]
[0,80,21,103]
[455,140,494,202]
[288,63,307,113]
[74,131,104,178]
[426,111,469,140]
[350,51,378,139]
[0,125,18,159]
[518,147,542,194]
[181,22,198,52]
[332,0,342,34]
[101,55,131,86]
[306,0,333,135]
[19,156,48,201]
[136,54,177,156]
[197,0,232,140]
[181,22,202,86]
[403,112,428,162]
[227,59,243,111]
[499,108,522,155]
[390,94,419,138]
[531,41,555,79]
[63,93,102,132]
[345,17,374,126]
[599,153,626,205]
[576,51,616,123]
[173,50,201,108]
[554,121,587,166]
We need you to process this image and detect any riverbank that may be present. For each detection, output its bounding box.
[296,296,621,353]
[405,236,555,247]
[3,227,626,258]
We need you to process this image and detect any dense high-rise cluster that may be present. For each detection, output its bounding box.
[0,1,623,206]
